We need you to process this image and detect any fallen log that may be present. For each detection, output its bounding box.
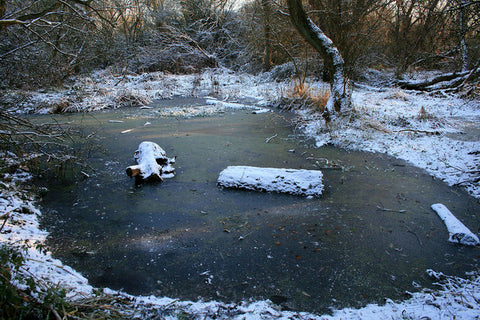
[396,67,480,91]
[126,141,175,182]
[431,203,479,246]
[217,166,324,197]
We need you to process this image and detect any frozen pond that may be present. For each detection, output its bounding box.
[37,97,480,314]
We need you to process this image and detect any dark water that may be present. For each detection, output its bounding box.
[37,97,480,314]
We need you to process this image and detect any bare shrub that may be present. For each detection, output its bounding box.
[114,92,152,108]
[276,80,330,112]
[49,100,73,114]
[417,106,437,122]
[0,109,96,178]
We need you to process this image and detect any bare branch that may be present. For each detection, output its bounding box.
[0,19,26,27]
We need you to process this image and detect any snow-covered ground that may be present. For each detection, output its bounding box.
[1,68,479,319]
[300,85,480,199]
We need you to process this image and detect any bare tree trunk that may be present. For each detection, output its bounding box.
[261,0,273,71]
[396,69,475,90]
[459,0,469,71]
[0,0,5,19]
[286,0,351,121]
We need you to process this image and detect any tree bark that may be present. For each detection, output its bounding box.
[458,0,469,71]
[261,0,273,71]
[286,0,351,121]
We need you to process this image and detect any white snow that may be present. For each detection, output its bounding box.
[218,166,324,196]
[97,273,480,320]
[205,98,272,113]
[299,86,480,198]
[1,67,480,319]
[0,173,93,299]
[135,141,165,180]
[431,203,480,246]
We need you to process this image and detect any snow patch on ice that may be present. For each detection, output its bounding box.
[206,98,271,113]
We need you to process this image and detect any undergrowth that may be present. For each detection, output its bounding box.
[0,109,99,184]
[0,245,137,319]
[0,245,69,319]
[0,244,206,319]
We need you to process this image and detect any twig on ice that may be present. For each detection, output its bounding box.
[265,134,278,143]
[405,225,423,247]
[376,205,406,213]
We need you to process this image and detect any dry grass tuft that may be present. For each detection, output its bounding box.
[417,106,436,121]
[284,80,330,113]
[291,80,310,98]
[49,99,72,114]
[310,89,330,113]
[114,91,152,108]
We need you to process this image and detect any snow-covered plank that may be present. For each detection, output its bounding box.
[217,166,324,197]
[431,203,479,246]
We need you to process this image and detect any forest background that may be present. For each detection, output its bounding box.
[0,0,479,90]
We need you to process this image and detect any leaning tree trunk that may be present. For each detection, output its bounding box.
[286,0,351,121]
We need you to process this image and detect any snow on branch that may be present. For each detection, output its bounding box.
[397,67,480,91]
[217,166,324,197]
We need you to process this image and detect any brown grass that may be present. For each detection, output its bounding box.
[288,80,330,113]
[49,99,72,114]
[311,89,330,113]
[417,106,435,121]
[291,80,310,98]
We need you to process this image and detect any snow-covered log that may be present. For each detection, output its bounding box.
[217,166,324,197]
[431,203,479,246]
[126,141,175,182]
[397,67,480,91]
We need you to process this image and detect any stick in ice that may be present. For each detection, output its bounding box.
[431,203,479,246]
[217,166,324,197]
